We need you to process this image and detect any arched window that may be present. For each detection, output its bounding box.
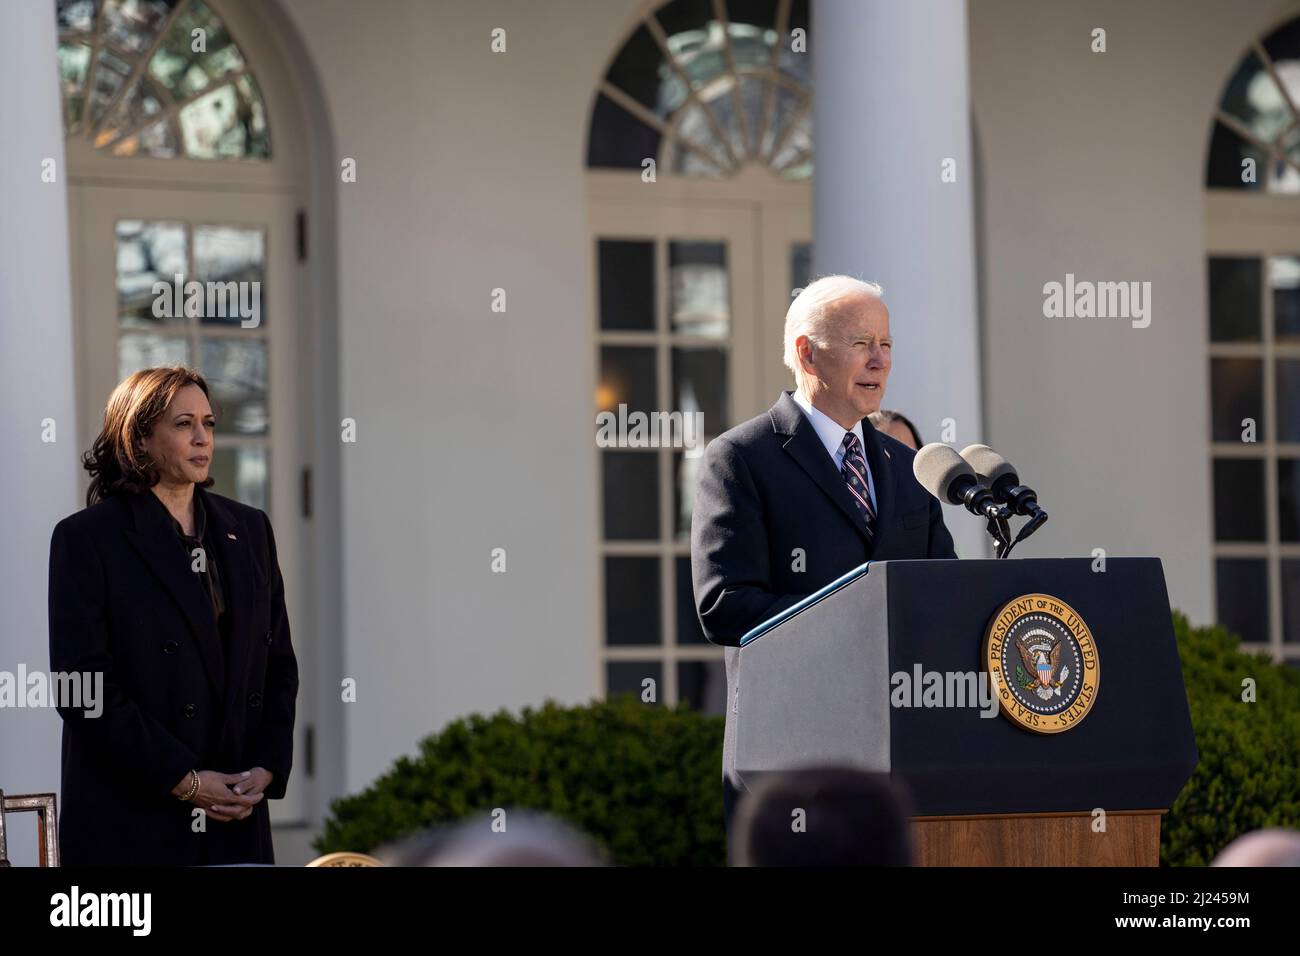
[1205,16,1300,663]
[57,0,269,160]
[589,0,810,179]
[589,0,812,711]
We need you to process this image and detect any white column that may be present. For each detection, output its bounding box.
[813,0,987,558]
[0,0,79,863]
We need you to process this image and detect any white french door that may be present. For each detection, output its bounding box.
[588,178,812,709]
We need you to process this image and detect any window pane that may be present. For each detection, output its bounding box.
[597,240,655,331]
[598,346,656,416]
[605,556,661,646]
[1209,358,1262,441]
[118,332,189,381]
[1205,120,1267,191]
[672,347,727,432]
[1279,459,1300,541]
[1273,256,1300,342]
[116,220,187,328]
[1219,50,1292,145]
[763,82,803,160]
[58,0,98,33]
[1283,559,1300,643]
[149,0,243,101]
[178,79,269,160]
[725,0,780,28]
[678,660,726,714]
[1213,458,1266,541]
[1216,558,1269,644]
[1262,19,1300,95]
[1277,359,1300,442]
[100,0,177,55]
[98,80,167,151]
[86,49,133,131]
[58,42,92,130]
[772,100,811,177]
[673,102,730,177]
[606,661,663,702]
[209,445,267,511]
[200,338,268,435]
[587,93,663,171]
[603,23,669,115]
[776,0,812,86]
[738,73,767,155]
[194,225,266,327]
[1207,257,1261,342]
[701,80,747,163]
[676,556,707,645]
[110,117,179,159]
[670,240,729,338]
[602,451,659,540]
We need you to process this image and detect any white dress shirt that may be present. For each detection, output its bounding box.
[791,390,879,512]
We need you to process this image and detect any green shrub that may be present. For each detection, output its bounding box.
[314,694,727,866]
[315,614,1300,867]
[1164,611,1300,865]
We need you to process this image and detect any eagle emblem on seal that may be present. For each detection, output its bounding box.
[1014,628,1071,700]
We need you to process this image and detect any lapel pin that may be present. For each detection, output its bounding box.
[227,533,238,540]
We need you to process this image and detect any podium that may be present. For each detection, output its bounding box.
[733,558,1198,866]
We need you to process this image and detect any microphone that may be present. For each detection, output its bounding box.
[913,443,1007,521]
[958,444,1046,520]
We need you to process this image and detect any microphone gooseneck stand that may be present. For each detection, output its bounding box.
[990,508,1049,559]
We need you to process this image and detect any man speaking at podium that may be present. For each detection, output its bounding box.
[690,275,957,835]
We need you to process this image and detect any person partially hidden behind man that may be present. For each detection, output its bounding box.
[690,275,958,838]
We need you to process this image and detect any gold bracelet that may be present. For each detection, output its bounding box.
[178,769,200,802]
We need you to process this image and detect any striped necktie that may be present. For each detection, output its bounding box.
[841,431,876,542]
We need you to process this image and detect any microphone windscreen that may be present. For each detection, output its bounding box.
[913,443,974,504]
[960,444,1018,485]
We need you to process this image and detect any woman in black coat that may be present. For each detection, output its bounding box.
[49,366,298,865]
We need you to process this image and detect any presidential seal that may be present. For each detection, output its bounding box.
[984,593,1099,733]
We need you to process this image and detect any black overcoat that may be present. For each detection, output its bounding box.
[49,486,298,865]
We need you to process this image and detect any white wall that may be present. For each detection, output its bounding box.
[278,0,646,792]
[0,0,79,865]
[969,0,1300,623]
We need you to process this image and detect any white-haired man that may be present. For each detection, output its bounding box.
[690,275,957,837]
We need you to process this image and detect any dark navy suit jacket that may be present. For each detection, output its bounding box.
[690,391,957,832]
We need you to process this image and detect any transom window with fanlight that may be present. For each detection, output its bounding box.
[589,0,811,179]
[1206,15,1300,664]
[57,0,269,159]
[589,0,813,713]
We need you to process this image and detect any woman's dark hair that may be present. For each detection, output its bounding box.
[868,408,924,449]
[82,366,215,506]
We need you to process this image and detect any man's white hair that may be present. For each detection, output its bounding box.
[782,275,885,392]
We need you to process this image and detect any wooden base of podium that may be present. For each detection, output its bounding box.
[912,810,1163,866]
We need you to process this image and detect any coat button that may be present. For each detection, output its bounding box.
[248,692,263,708]
[163,640,179,654]
[264,630,273,646]
[183,703,197,718]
